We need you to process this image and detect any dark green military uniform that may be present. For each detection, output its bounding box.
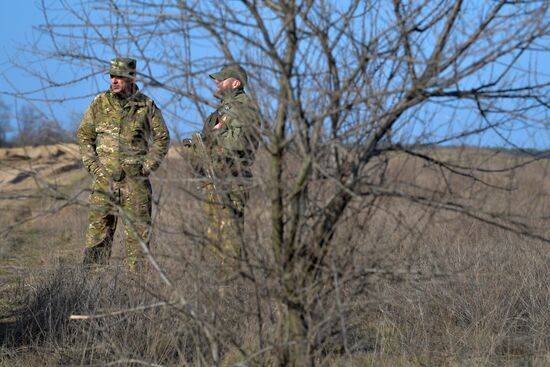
[77,58,170,270]
[187,65,259,266]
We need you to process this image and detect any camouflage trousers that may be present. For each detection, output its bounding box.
[203,182,248,269]
[83,173,152,271]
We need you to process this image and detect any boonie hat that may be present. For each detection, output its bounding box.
[109,57,137,79]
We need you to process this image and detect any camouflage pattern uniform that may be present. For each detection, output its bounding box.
[77,58,170,270]
[186,65,260,266]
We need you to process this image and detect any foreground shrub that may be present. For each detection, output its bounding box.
[1,264,201,365]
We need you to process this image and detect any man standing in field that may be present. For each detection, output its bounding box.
[77,57,170,270]
[184,64,260,268]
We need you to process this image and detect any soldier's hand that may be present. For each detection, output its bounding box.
[141,163,151,177]
[182,138,192,147]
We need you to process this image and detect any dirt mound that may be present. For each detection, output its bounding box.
[0,144,84,191]
[0,144,80,162]
[0,144,182,191]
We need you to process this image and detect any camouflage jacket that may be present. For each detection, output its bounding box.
[77,88,170,181]
[196,90,260,179]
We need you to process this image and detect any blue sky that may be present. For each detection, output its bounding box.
[0,2,38,72]
[0,1,194,137]
[0,1,90,135]
[0,2,45,107]
[1,1,548,149]
[0,1,216,140]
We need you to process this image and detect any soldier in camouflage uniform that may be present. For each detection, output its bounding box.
[184,64,260,267]
[77,58,170,270]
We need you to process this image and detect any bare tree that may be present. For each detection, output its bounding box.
[5,0,550,366]
[0,99,10,147]
[12,105,70,146]
[14,105,43,147]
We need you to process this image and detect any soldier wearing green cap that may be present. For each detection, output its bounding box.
[77,57,170,270]
[184,64,260,268]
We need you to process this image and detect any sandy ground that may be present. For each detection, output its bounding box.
[0,144,83,192]
[0,143,184,192]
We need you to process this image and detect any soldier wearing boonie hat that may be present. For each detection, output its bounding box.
[77,57,170,270]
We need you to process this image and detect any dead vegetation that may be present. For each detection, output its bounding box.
[1,144,549,366]
[2,0,548,364]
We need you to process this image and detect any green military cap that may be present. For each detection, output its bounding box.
[109,57,137,79]
[209,64,248,86]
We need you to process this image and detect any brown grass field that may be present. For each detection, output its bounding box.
[1,143,550,366]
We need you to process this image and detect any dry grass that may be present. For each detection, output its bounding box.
[1,265,203,366]
[1,145,550,365]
